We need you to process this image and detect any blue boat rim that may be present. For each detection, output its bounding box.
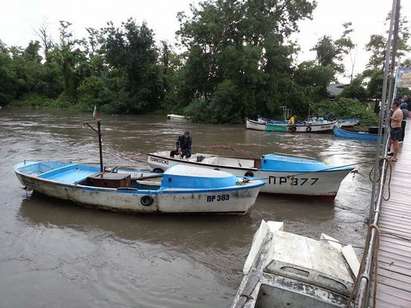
[15,162,265,194]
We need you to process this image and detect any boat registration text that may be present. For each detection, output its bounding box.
[268,176,319,186]
[207,194,230,202]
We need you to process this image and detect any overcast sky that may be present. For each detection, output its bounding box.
[1,0,410,81]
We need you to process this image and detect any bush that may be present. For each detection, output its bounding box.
[183,98,210,122]
[311,98,378,126]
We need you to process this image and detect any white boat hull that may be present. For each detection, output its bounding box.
[231,220,357,308]
[246,119,266,131]
[147,154,351,197]
[295,121,336,133]
[246,119,336,133]
[16,173,260,214]
[167,114,189,121]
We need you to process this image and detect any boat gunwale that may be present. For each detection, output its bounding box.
[148,153,354,173]
[15,165,265,195]
[263,120,337,127]
[333,127,378,142]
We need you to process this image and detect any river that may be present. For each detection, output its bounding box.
[0,109,375,308]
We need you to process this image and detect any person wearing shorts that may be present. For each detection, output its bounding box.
[390,99,403,161]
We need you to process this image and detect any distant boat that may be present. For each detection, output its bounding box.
[246,118,267,131]
[246,118,336,133]
[147,151,353,198]
[167,114,189,121]
[337,117,360,128]
[333,126,378,142]
[231,220,359,308]
[15,161,264,214]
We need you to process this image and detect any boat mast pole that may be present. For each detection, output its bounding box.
[97,120,104,173]
[84,118,104,174]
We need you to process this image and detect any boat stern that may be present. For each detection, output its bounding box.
[157,165,264,214]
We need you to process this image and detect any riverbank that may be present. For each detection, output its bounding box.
[8,95,378,127]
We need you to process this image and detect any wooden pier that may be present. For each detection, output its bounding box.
[375,119,411,307]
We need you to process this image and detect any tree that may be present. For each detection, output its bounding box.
[102,19,163,113]
[36,24,53,62]
[365,14,410,99]
[339,76,368,101]
[312,22,355,76]
[366,15,410,71]
[294,60,335,100]
[0,41,17,106]
[177,0,316,122]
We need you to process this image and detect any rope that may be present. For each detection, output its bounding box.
[382,160,392,201]
[368,157,392,201]
[102,147,147,165]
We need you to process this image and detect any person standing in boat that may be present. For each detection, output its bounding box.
[176,131,192,158]
[288,115,297,132]
[389,99,403,162]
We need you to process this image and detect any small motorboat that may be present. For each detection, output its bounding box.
[167,114,189,121]
[231,220,359,308]
[246,117,336,133]
[246,118,267,131]
[337,117,360,128]
[300,117,336,133]
[333,126,378,142]
[147,151,353,198]
[15,161,264,214]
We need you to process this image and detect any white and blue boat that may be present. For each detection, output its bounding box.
[15,161,264,214]
[148,152,354,198]
[246,118,336,133]
[232,220,359,308]
[333,127,378,142]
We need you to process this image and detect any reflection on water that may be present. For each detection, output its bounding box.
[0,109,374,307]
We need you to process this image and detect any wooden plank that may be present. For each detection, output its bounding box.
[378,268,411,284]
[379,236,411,249]
[377,284,411,303]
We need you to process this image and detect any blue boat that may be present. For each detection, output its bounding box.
[15,161,264,214]
[333,127,378,142]
[148,151,354,198]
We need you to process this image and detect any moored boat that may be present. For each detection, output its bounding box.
[246,118,267,131]
[246,117,336,133]
[333,126,378,142]
[231,220,359,308]
[15,161,264,214]
[301,117,336,133]
[337,117,360,128]
[147,151,353,198]
[167,114,189,121]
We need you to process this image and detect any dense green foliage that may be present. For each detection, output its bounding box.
[0,0,410,125]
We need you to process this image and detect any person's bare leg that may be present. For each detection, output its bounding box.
[392,140,399,161]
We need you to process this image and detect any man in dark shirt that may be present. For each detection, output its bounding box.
[176,131,192,158]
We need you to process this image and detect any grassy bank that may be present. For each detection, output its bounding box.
[9,95,379,127]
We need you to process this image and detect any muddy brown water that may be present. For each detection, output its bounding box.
[0,109,375,308]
